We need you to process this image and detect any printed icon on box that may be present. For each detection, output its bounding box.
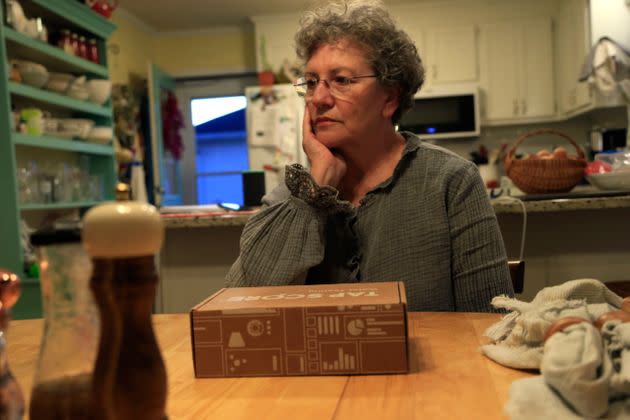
[247,319,264,337]
[346,319,365,336]
[228,332,245,348]
[229,354,248,373]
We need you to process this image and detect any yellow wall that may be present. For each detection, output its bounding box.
[107,14,154,84]
[151,27,256,76]
[107,12,256,83]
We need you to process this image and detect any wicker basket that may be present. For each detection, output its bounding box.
[504,128,587,194]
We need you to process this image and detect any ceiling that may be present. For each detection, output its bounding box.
[117,0,421,32]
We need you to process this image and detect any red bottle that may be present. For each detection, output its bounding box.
[79,36,88,60]
[88,39,100,64]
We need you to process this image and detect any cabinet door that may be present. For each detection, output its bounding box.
[572,1,591,109]
[557,0,591,114]
[519,18,555,118]
[148,63,183,207]
[479,23,520,121]
[426,26,477,85]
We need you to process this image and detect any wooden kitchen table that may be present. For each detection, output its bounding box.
[8,313,534,419]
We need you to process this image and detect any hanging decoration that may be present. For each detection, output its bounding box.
[161,90,184,160]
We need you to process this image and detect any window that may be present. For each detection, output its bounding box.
[176,72,258,204]
[191,96,248,205]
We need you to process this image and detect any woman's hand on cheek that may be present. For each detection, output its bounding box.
[302,106,347,188]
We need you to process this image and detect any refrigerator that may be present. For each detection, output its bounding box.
[245,84,308,195]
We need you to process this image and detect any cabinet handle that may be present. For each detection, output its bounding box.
[432,65,437,80]
[513,99,519,116]
[521,100,527,115]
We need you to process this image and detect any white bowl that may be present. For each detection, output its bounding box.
[45,72,74,94]
[13,60,49,88]
[86,79,112,105]
[87,126,113,144]
[58,118,94,139]
[587,172,630,191]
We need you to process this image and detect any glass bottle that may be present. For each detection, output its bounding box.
[70,33,80,56]
[88,39,99,64]
[0,269,25,420]
[28,229,99,418]
[78,36,88,59]
[83,201,167,420]
[57,29,73,54]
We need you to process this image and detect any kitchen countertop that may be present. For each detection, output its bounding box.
[161,190,630,228]
[9,312,533,419]
[491,190,630,214]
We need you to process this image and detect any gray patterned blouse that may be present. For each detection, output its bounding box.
[226,132,514,311]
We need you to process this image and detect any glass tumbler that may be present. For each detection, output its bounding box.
[28,229,99,418]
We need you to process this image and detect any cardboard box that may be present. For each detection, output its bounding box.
[190,282,408,377]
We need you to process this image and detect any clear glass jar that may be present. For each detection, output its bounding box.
[29,229,99,418]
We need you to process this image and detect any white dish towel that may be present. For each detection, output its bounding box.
[482,278,621,370]
[480,278,630,418]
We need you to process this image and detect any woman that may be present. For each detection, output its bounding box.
[226,0,514,311]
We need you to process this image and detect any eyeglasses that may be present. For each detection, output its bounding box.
[293,74,378,98]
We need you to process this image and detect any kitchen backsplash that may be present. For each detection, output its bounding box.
[434,105,628,162]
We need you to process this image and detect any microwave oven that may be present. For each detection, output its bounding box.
[397,88,480,140]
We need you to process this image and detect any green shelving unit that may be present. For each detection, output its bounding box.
[20,201,102,211]
[0,1,117,319]
[9,82,112,116]
[13,132,114,155]
[4,27,108,77]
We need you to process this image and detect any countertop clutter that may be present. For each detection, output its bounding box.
[160,190,630,228]
[9,312,532,419]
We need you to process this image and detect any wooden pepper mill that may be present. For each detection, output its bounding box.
[83,201,166,420]
[0,269,25,420]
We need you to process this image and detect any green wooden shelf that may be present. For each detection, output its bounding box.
[9,82,112,117]
[23,276,40,285]
[5,27,108,77]
[31,0,117,40]
[13,132,114,155]
[20,200,102,211]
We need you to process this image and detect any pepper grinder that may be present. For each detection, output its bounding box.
[83,202,166,420]
[0,269,25,420]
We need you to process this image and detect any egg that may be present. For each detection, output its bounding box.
[552,147,569,159]
[536,149,552,158]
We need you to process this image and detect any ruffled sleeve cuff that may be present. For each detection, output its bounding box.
[285,164,353,214]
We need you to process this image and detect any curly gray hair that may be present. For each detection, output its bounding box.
[294,0,425,124]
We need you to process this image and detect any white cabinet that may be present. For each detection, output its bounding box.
[556,0,591,115]
[479,18,555,123]
[424,26,477,87]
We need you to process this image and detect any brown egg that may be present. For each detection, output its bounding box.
[552,147,569,159]
[544,316,591,342]
[536,149,552,158]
